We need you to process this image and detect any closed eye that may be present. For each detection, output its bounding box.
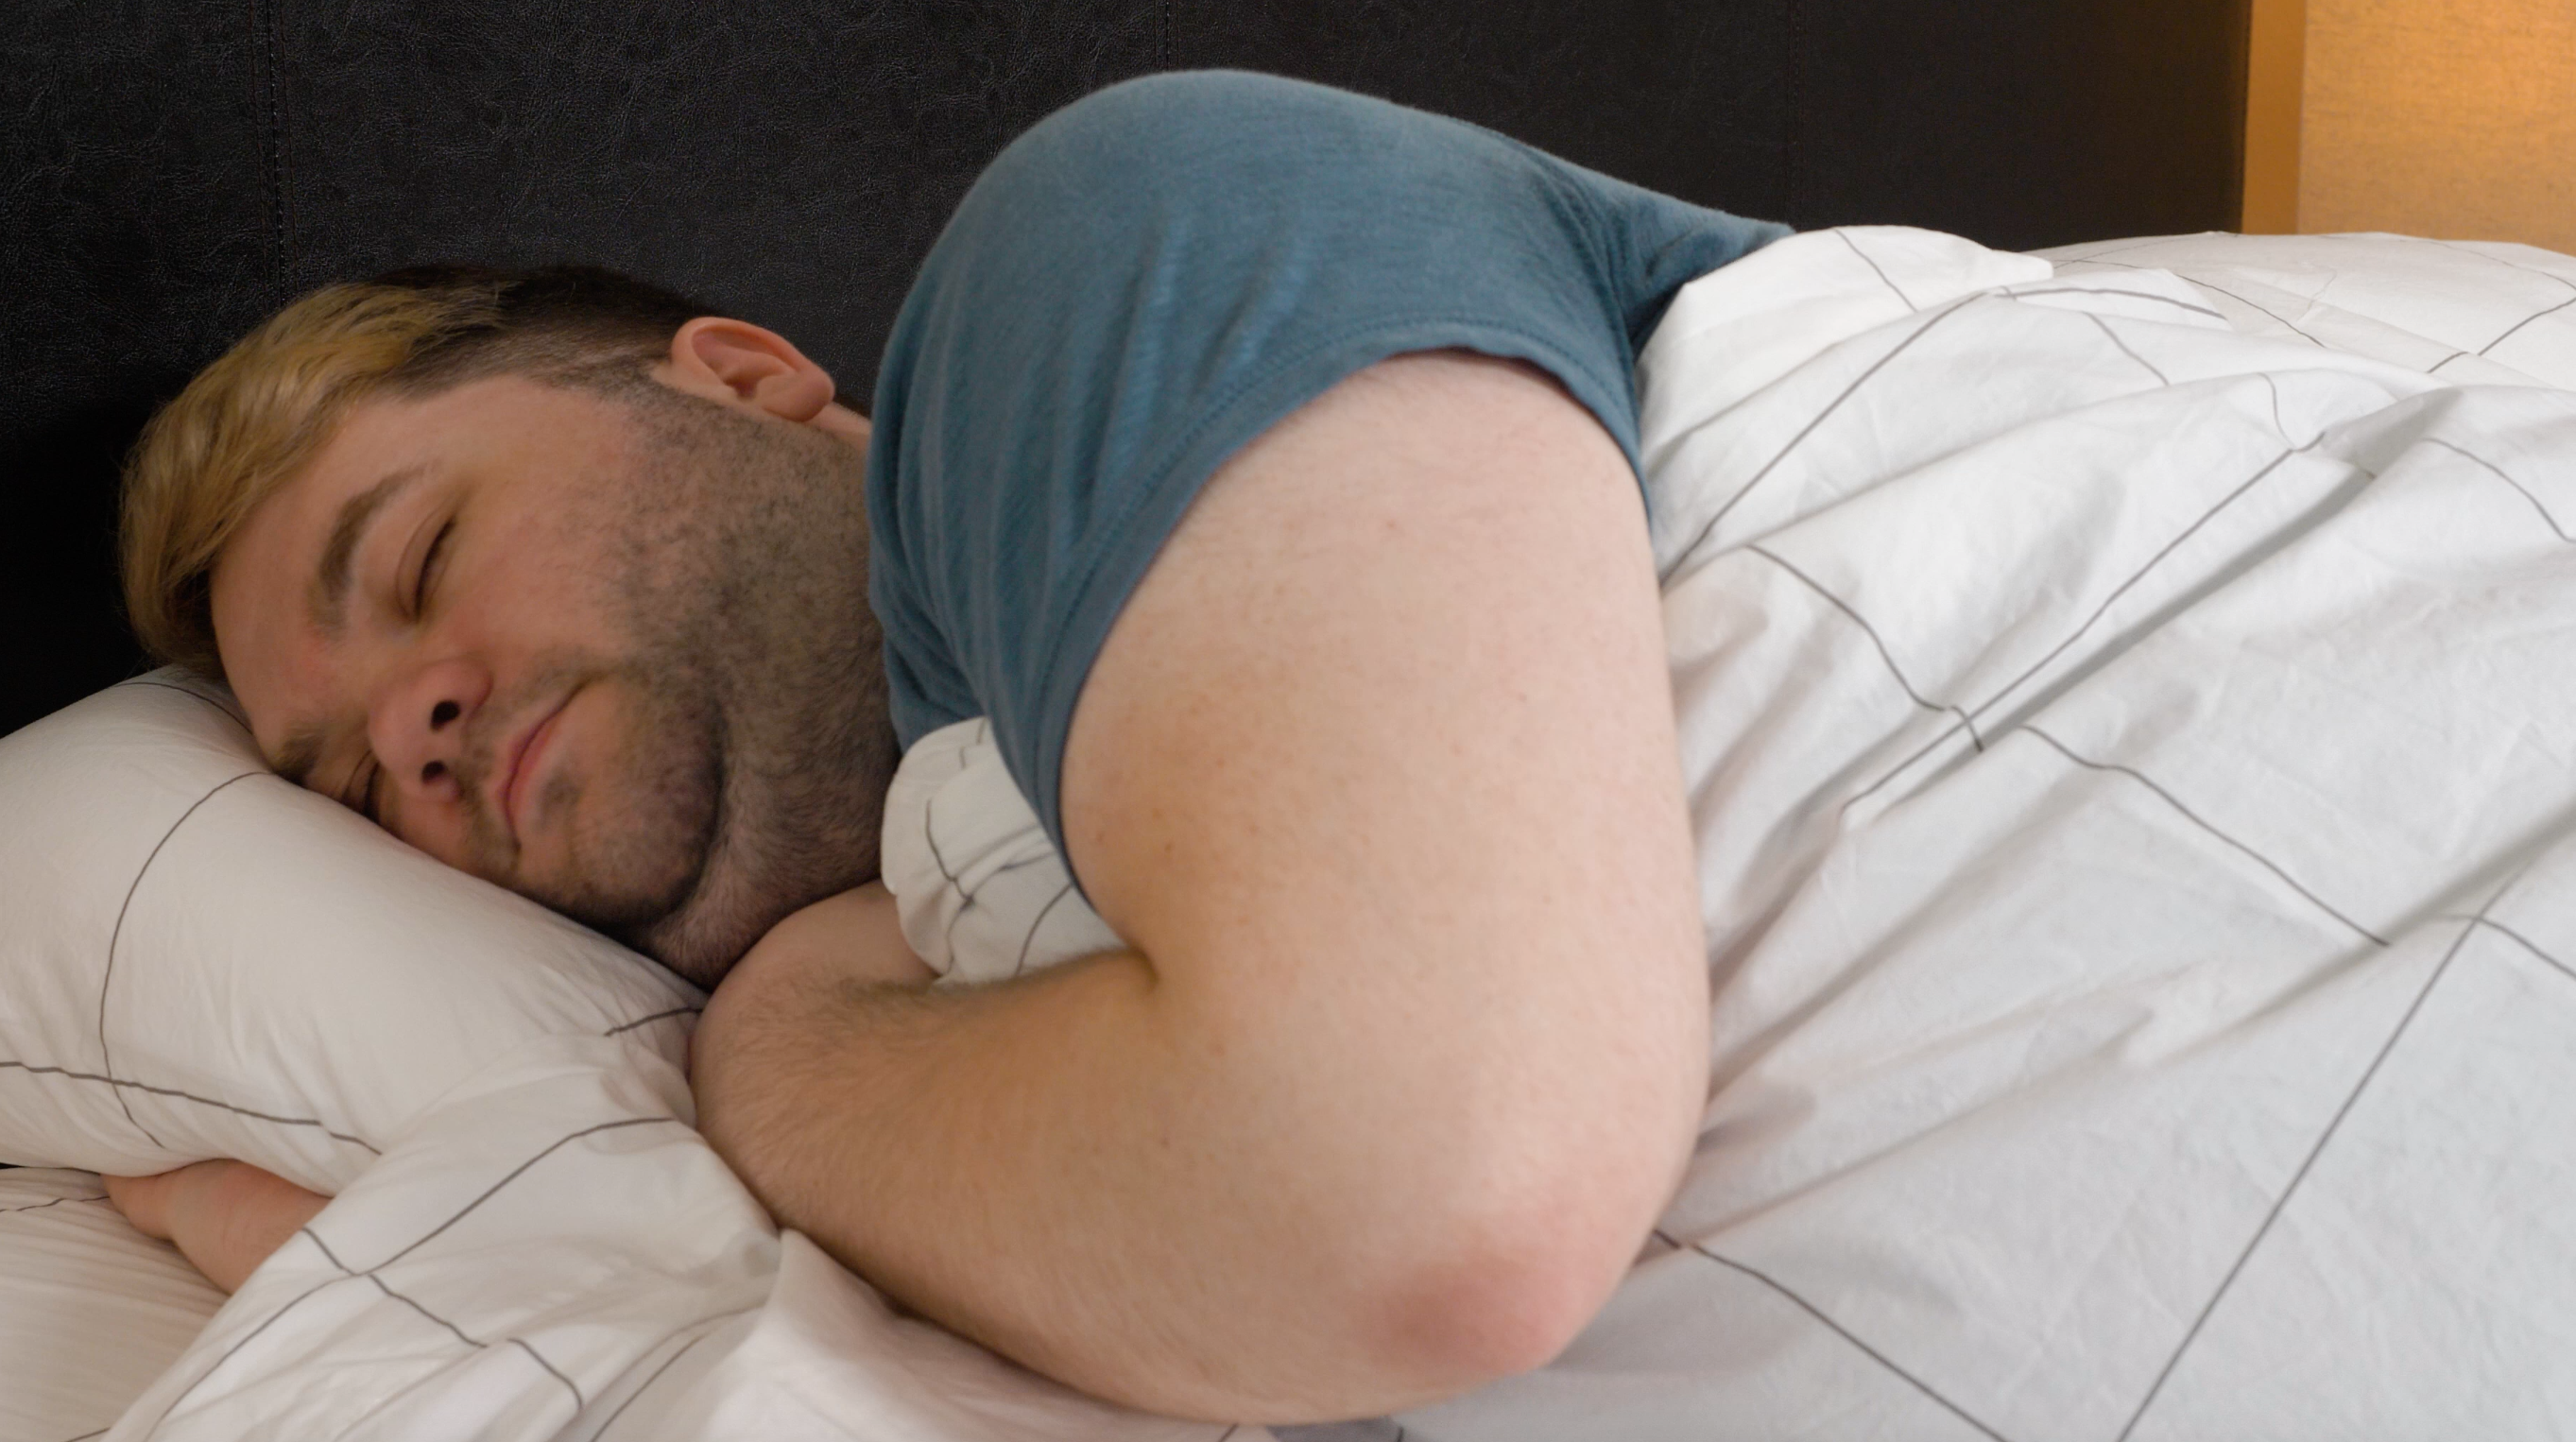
[412,520,454,619]
[350,754,386,823]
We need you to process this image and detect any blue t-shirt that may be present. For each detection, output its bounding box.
[865,70,1789,871]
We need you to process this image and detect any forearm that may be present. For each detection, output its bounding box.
[105,1160,329,1293]
[691,943,1554,1425]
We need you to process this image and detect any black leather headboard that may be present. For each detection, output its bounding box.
[4,0,2250,734]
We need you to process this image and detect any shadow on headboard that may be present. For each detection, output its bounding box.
[3,0,2250,734]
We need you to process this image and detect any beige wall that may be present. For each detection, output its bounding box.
[2296,0,2576,251]
[2243,0,2308,234]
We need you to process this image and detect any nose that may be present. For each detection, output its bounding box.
[367,658,492,812]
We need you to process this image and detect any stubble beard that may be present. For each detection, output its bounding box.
[482,379,898,988]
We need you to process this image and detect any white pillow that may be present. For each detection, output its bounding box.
[878,717,1120,987]
[0,672,701,1194]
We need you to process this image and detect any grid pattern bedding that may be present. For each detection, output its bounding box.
[10,227,2576,1440]
[899,229,2576,1442]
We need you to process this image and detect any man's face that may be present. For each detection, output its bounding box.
[211,364,893,985]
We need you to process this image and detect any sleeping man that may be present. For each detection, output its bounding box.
[101,70,1786,1424]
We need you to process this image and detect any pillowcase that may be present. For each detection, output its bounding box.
[878,716,1121,987]
[0,672,700,1194]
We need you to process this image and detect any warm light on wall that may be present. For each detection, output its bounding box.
[2242,0,2307,234]
[2246,0,2576,252]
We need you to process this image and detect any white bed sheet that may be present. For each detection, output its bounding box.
[1302,227,2576,1439]
[895,229,2576,1442]
[38,225,2576,1440]
[0,1168,223,1442]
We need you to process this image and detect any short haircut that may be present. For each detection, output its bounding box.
[119,264,714,680]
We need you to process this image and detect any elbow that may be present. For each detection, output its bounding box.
[1358,1062,1704,1398]
[1376,1245,1610,1397]
[1365,1144,1690,1399]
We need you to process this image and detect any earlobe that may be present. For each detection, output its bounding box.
[662,317,839,423]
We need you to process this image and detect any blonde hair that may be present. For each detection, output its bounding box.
[120,265,709,678]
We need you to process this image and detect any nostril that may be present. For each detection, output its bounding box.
[430,700,461,729]
[422,760,448,785]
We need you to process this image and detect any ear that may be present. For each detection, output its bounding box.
[659,317,838,423]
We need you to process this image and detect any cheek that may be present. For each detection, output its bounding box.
[513,677,725,926]
[458,556,618,651]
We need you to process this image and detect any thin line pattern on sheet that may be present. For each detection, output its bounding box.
[0,763,386,1159]
[11,678,690,1162]
[1015,881,1081,978]
[579,1309,754,1442]
[97,771,264,1146]
[1657,294,1989,583]
[1649,714,2403,1441]
[2478,294,2576,358]
[2018,727,2387,946]
[0,1192,110,1215]
[1833,407,2565,826]
[1652,1228,2016,1442]
[602,1005,700,1038]
[2462,916,2576,985]
[2424,438,2575,542]
[1999,285,2225,323]
[1647,251,2576,1435]
[302,1227,587,1410]
[1747,544,1984,749]
[0,1058,381,1154]
[2424,236,2576,299]
[2085,312,2172,385]
[116,678,250,729]
[1837,230,1919,311]
[2068,237,2576,373]
[142,1115,687,1433]
[1657,267,2263,589]
[921,716,1081,966]
[2113,864,2545,1439]
[2052,257,2333,348]
[1830,368,2358,821]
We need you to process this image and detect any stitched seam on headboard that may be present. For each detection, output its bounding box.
[1160,0,1173,69]
[1784,0,1803,221]
[253,0,289,287]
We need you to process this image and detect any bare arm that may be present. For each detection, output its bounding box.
[106,1160,329,1293]
[693,351,1711,1424]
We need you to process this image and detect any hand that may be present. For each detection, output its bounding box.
[104,1159,329,1294]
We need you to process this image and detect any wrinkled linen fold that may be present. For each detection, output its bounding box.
[107,226,2576,1440]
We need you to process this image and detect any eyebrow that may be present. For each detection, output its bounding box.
[309,462,429,636]
[273,462,429,789]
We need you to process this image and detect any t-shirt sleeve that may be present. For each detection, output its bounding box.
[864,70,1787,886]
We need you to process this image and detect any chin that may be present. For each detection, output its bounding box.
[515,675,890,988]
[626,814,888,990]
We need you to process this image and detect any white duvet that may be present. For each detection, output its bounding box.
[72,226,2576,1440]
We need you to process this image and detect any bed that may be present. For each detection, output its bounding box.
[21,3,2576,1440]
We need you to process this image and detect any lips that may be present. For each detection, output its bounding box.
[493,693,573,847]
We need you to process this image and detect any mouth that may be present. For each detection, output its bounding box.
[494,691,575,849]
